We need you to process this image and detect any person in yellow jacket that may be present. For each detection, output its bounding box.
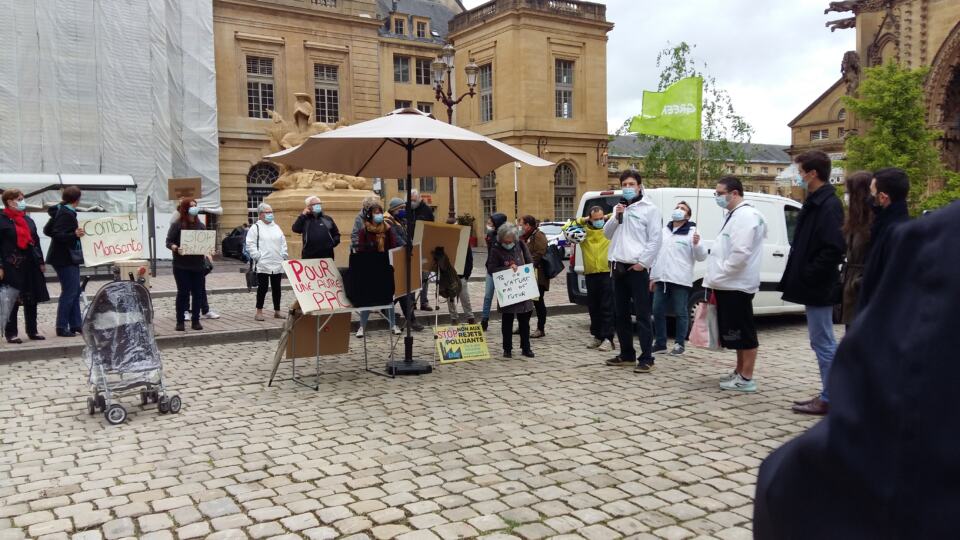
[563,206,616,351]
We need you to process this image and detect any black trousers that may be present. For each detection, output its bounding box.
[5,301,38,338]
[613,267,653,362]
[585,273,615,341]
[533,285,547,331]
[501,311,532,353]
[174,268,205,323]
[256,273,282,311]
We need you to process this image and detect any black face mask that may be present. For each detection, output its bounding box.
[869,194,883,210]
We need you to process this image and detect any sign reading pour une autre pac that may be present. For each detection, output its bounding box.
[79,215,143,266]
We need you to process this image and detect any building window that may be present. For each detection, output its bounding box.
[838,127,846,138]
[246,56,275,119]
[480,172,497,220]
[608,161,619,171]
[393,55,410,83]
[415,58,432,85]
[478,64,493,123]
[761,167,769,175]
[743,166,753,174]
[313,64,339,124]
[553,163,576,220]
[777,167,784,173]
[398,178,407,192]
[247,163,279,223]
[838,108,847,121]
[416,102,433,115]
[393,18,405,36]
[419,177,436,193]
[555,59,574,119]
[311,0,337,5]
[727,165,736,174]
[416,21,428,38]
[810,129,829,141]
[395,100,412,110]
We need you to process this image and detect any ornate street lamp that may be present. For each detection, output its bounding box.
[432,44,479,220]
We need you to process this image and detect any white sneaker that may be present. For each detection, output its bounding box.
[356,327,364,339]
[391,325,402,335]
[203,311,221,319]
[597,339,614,352]
[586,337,602,349]
[720,370,738,383]
[719,374,757,393]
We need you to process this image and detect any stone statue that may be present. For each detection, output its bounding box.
[842,50,862,95]
[826,16,856,32]
[824,1,861,14]
[265,93,372,191]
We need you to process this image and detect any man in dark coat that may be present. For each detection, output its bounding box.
[409,189,436,310]
[292,195,341,260]
[754,200,960,539]
[857,167,910,312]
[777,151,846,415]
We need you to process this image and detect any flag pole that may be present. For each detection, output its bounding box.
[695,138,703,222]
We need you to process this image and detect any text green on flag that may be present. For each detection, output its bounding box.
[628,77,703,141]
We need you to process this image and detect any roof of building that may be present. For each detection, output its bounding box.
[608,135,792,164]
[377,0,464,40]
[788,78,845,127]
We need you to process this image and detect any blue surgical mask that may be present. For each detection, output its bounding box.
[373,213,384,224]
[188,207,200,216]
[796,174,807,190]
[395,210,406,220]
[264,213,274,223]
[715,195,729,208]
[591,219,604,229]
[312,203,323,214]
[15,201,26,211]
[622,187,637,200]
[671,209,686,222]
[502,242,515,250]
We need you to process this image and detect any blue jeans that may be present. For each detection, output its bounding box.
[613,267,653,363]
[653,282,691,348]
[359,307,396,330]
[54,264,82,331]
[482,274,495,320]
[806,305,837,402]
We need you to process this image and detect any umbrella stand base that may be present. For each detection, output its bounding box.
[385,360,433,376]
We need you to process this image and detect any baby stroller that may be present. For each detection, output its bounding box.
[83,273,181,425]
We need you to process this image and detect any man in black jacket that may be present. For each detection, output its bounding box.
[292,195,340,260]
[857,167,910,312]
[409,189,436,310]
[777,151,846,415]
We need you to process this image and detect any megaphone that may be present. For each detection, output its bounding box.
[197,207,223,216]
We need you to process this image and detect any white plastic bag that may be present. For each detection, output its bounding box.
[0,285,20,327]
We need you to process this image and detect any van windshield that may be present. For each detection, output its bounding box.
[581,195,622,217]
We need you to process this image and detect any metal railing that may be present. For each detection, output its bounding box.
[449,0,606,34]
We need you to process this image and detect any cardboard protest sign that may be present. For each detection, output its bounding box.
[413,221,469,275]
[79,215,143,266]
[282,258,352,314]
[493,263,539,307]
[168,177,201,200]
[285,312,351,359]
[388,243,422,299]
[178,230,216,255]
[435,324,490,364]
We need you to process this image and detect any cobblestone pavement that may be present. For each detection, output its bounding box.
[0,312,829,540]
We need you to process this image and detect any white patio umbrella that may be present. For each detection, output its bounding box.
[268,108,553,375]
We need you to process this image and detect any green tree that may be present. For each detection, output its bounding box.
[843,62,960,213]
[616,42,754,188]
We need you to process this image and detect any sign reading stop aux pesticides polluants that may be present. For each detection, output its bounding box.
[492,263,539,307]
[79,215,143,266]
[282,258,353,314]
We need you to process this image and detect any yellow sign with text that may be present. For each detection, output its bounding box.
[435,324,490,364]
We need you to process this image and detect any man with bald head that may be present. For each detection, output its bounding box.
[292,195,341,260]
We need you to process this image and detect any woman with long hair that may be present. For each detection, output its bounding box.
[841,171,874,325]
[44,186,84,337]
[166,198,208,331]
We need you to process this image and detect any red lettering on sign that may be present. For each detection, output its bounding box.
[290,260,305,283]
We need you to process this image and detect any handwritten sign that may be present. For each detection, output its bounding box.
[282,258,352,314]
[493,264,539,307]
[435,324,490,364]
[178,230,216,256]
[168,177,201,200]
[79,215,143,266]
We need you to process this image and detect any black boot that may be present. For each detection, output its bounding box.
[175,322,185,332]
[481,318,489,331]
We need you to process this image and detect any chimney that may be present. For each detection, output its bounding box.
[392,1,398,12]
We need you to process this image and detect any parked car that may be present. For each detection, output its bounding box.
[221,224,249,261]
[539,220,572,258]
[566,188,804,319]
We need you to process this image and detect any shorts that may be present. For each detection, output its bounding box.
[713,289,758,350]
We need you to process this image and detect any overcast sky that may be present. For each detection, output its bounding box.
[459,0,854,145]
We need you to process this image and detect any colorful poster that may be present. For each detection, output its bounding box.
[435,324,490,364]
[79,215,143,266]
[492,264,539,307]
[178,229,216,256]
[282,258,352,314]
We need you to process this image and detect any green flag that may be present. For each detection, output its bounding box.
[628,76,703,141]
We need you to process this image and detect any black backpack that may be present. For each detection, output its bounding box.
[541,244,564,280]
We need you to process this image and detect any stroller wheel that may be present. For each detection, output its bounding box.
[158,397,169,414]
[167,395,182,414]
[151,390,160,403]
[105,404,127,425]
[87,398,96,416]
[95,394,106,412]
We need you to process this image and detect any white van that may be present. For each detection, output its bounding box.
[566,188,804,316]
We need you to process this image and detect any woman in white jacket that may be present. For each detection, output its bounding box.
[246,203,288,321]
[649,201,707,355]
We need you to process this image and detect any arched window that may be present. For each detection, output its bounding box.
[838,108,847,121]
[553,163,576,220]
[480,172,497,219]
[247,163,279,223]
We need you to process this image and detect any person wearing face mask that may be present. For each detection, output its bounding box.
[777,151,846,416]
[519,215,549,338]
[487,222,535,358]
[0,189,50,343]
[603,170,662,373]
[292,195,341,260]
[246,203,288,322]
[481,213,508,331]
[351,196,382,252]
[170,199,220,321]
[385,197,424,332]
[857,167,910,312]
[355,203,402,337]
[562,206,615,351]
[650,201,707,356]
[166,198,208,331]
[704,176,768,392]
[839,171,874,326]
[44,185,85,337]
[409,189,437,311]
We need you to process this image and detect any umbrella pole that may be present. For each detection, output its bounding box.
[387,140,433,376]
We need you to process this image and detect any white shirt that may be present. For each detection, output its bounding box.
[603,197,662,269]
[246,221,288,275]
[703,202,767,293]
[650,223,708,287]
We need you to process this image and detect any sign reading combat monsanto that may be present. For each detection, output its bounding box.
[79,215,143,266]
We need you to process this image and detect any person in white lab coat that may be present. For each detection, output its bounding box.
[704,176,767,393]
[246,203,288,321]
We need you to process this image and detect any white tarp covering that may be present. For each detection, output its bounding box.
[0,0,219,212]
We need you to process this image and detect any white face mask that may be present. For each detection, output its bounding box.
[843,194,850,206]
